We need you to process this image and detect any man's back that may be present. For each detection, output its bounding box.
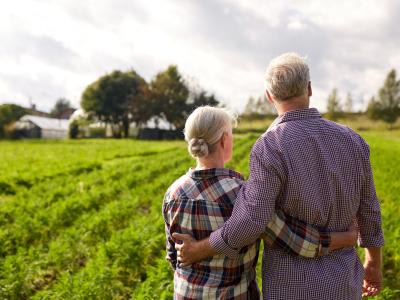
[267,109,368,230]
[254,108,383,299]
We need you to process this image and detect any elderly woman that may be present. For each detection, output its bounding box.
[163,106,356,299]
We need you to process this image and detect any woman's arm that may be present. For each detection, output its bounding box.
[262,210,358,258]
[163,193,177,270]
[164,222,177,270]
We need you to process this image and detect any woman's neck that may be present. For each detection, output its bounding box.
[196,155,224,170]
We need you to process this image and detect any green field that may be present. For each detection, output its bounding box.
[0,131,399,299]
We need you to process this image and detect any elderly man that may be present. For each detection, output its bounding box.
[173,53,384,299]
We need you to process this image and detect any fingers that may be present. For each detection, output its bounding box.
[348,219,358,232]
[172,233,194,244]
[172,232,199,267]
[179,262,192,267]
[362,280,381,297]
[176,251,193,267]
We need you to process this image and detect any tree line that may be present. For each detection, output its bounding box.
[78,65,219,138]
[1,67,400,139]
[325,69,400,127]
[243,68,400,128]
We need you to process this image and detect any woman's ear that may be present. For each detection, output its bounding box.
[219,132,227,149]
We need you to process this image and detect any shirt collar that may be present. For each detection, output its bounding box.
[187,167,244,181]
[270,107,321,127]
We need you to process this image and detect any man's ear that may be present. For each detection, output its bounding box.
[308,81,312,97]
[266,90,274,104]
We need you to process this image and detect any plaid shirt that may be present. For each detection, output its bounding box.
[210,108,385,299]
[163,168,331,299]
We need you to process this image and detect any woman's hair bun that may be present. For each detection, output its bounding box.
[188,138,209,158]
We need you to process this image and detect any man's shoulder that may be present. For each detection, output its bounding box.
[258,116,369,153]
[322,118,368,147]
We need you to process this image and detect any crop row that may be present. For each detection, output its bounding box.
[0,136,257,299]
[1,157,191,299]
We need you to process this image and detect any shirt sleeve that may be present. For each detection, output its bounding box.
[356,138,385,248]
[262,210,331,258]
[209,137,285,258]
[163,198,177,270]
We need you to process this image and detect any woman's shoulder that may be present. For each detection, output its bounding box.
[164,168,244,204]
[164,173,196,203]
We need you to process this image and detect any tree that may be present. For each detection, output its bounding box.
[243,96,257,116]
[129,84,154,127]
[81,70,148,138]
[189,90,219,110]
[377,69,399,127]
[149,65,189,129]
[184,77,220,114]
[366,69,400,128]
[256,95,276,115]
[0,104,27,138]
[50,98,73,118]
[366,96,380,120]
[243,95,276,117]
[344,92,353,113]
[326,88,342,120]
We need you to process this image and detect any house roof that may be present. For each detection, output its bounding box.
[20,115,69,131]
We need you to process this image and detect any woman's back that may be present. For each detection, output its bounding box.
[163,168,260,299]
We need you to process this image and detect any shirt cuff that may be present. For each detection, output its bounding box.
[358,235,385,248]
[209,228,240,259]
[318,231,331,256]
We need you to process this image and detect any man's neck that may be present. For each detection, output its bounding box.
[275,97,310,116]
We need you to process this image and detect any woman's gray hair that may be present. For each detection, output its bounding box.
[184,106,237,158]
[265,52,310,101]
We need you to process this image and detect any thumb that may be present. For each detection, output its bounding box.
[172,232,193,243]
[349,219,358,230]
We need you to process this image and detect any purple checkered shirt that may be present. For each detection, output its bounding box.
[210,108,384,300]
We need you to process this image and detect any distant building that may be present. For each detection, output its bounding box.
[14,115,69,139]
[55,108,77,120]
[25,104,51,118]
[137,116,183,140]
[143,116,175,130]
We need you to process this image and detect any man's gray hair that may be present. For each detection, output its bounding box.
[265,53,310,101]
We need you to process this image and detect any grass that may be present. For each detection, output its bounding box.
[0,127,399,299]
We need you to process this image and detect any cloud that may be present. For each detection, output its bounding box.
[0,0,399,113]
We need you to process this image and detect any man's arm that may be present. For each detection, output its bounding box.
[173,139,359,265]
[209,139,284,257]
[357,137,384,296]
[173,214,358,266]
[363,247,382,297]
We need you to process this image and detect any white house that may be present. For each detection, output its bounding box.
[15,115,69,139]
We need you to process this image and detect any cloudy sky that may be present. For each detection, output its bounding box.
[1,0,399,113]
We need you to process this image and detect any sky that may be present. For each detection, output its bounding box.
[1,0,399,113]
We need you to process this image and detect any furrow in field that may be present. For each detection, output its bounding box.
[0,153,192,299]
[0,149,188,257]
[0,141,179,197]
[0,146,181,220]
[30,170,184,300]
